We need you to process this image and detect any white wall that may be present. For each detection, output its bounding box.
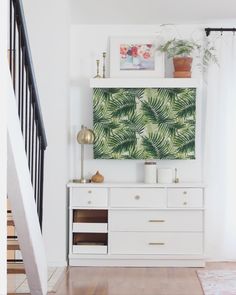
[19,4,235,264]
[69,24,204,184]
[70,24,232,261]
[22,0,70,266]
[70,0,236,25]
[0,0,8,293]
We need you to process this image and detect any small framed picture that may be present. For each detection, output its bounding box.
[110,36,164,78]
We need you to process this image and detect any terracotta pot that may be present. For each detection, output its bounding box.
[173,71,192,78]
[173,57,193,78]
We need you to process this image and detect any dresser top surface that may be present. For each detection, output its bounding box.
[67,182,204,188]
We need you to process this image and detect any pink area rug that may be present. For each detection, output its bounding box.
[197,270,236,295]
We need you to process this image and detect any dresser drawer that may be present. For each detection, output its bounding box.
[71,188,108,207]
[110,188,166,208]
[167,188,203,208]
[109,210,203,232]
[73,222,108,233]
[73,245,107,254]
[110,232,203,255]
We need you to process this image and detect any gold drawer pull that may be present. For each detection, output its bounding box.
[88,190,92,194]
[149,220,165,223]
[149,242,165,246]
[87,200,92,204]
[134,195,140,200]
[183,191,187,195]
[183,202,187,205]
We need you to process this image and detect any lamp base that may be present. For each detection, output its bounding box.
[72,178,91,184]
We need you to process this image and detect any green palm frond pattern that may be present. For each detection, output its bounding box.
[93,88,196,159]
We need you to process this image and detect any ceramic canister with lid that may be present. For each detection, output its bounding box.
[144,161,157,184]
[158,168,173,184]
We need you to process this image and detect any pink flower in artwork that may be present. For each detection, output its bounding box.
[143,52,151,59]
[131,46,138,57]
[137,48,144,56]
[120,46,128,57]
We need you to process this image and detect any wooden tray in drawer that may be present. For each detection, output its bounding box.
[110,188,166,208]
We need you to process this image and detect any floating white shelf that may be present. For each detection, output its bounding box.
[90,78,199,88]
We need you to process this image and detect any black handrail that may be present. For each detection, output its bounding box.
[205,27,236,37]
[9,0,47,229]
[9,0,47,149]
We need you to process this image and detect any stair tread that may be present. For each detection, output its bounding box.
[7,219,15,226]
[7,240,20,250]
[7,262,25,274]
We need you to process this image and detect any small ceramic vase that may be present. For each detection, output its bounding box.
[91,171,104,183]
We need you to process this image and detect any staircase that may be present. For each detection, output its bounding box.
[7,0,48,294]
[7,201,25,275]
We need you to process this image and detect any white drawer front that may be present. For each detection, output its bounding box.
[73,223,108,233]
[109,210,203,232]
[167,188,203,208]
[110,188,166,208]
[73,245,107,254]
[110,232,203,255]
[71,188,108,207]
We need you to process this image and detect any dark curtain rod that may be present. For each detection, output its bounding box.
[205,28,236,36]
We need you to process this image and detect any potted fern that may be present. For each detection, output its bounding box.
[158,38,217,78]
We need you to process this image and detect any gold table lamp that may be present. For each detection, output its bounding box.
[76,125,95,183]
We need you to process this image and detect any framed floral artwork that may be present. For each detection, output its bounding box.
[110,36,164,78]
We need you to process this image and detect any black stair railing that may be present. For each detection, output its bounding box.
[9,0,47,229]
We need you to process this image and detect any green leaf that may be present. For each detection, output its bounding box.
[127,147,146,159]
[141,95,166,124]
[108,89,137,118]
[173,88,196,118]
[93,88,119,103]
[120,113,146,135]
[141,132,173,159]
[174,127,195,158]
[93,135,111,159]
[108,129,137,154]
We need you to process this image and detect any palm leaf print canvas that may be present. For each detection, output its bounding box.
[93,88,196,159]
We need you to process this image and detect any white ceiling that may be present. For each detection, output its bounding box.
[70,0,236,24]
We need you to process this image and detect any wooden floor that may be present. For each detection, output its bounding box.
[45,262,236,295]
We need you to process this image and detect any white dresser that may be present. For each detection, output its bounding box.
[68,183,205,267]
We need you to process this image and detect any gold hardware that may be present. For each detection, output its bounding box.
[183,201,187,205]
[149,220,165,223]
[87,200,92,204]
[134,195,140,200]
[94,59,102,78]
[102,52,106,78]
[149,242,165,245]
[88,190,92,194]
[183,191,187,195]
[174,168,179,183]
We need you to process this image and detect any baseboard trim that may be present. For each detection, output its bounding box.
[69,258,205,267]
